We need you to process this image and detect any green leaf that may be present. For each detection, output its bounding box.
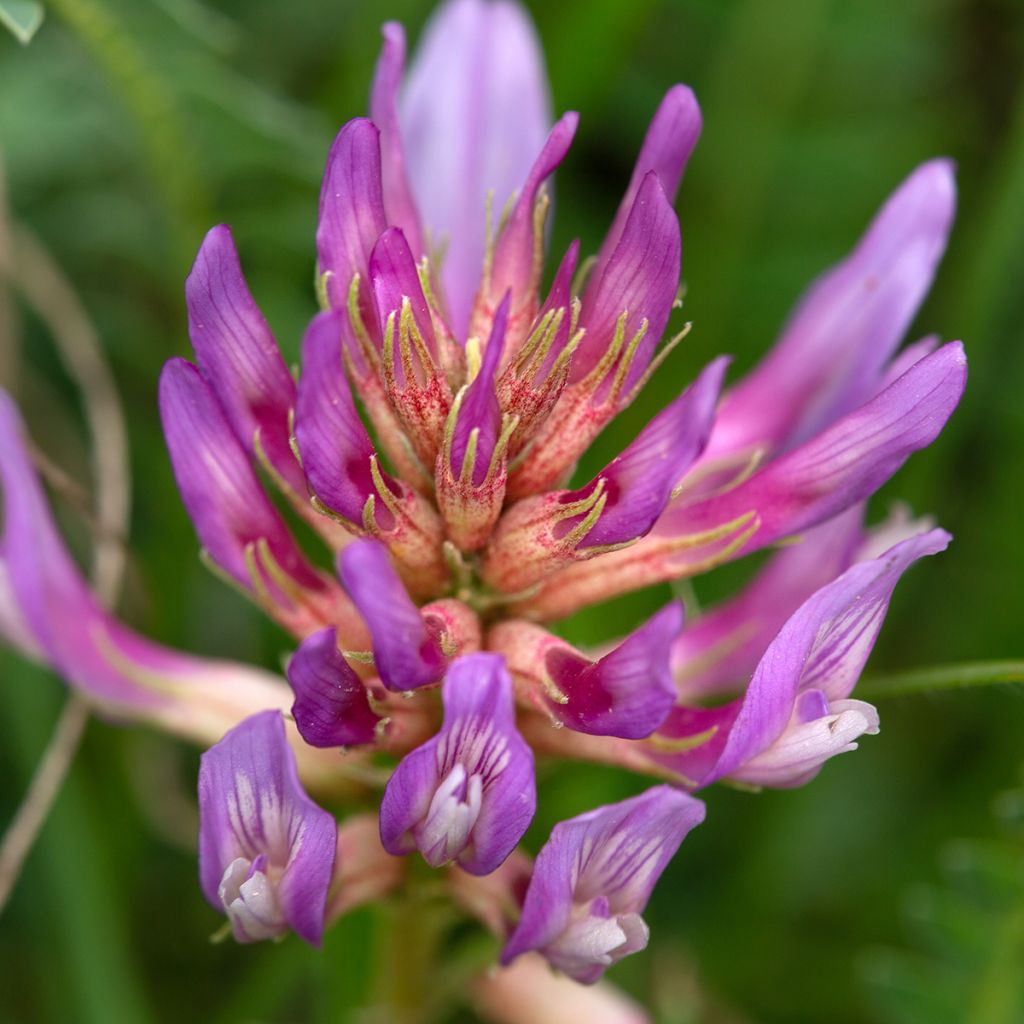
[858,662,1024,701]
[0,0,44,44]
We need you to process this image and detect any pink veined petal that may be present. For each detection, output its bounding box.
[294,311,394,528]
[450,293,509,483]
[489,112,579,305]
[592,84,702,280]
[659,528,950,788]
[185,225,303,494]
[316,118,389,316]
[574,172,682,390]
[544,602,683,738]
[671,506,866,698]
[0,390,295,738]
[370,21,426,259]
[657,341,967,555]
[399,0,552,338]
[708,159,957,457]
[369,226,438,356]
[159,358,321,593]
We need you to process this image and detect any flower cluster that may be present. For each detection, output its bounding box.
[0,0,966,1005]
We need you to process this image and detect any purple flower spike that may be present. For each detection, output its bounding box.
[573,172,682,391]
[317,118,388,315]
[400,0,551,338]
[370,22,425,260]
[546,603,682,738]
[287,627,380,748]
[159,358,321,595]
[339,540,447,691]
[594,84,702,276]
[563,356,727,549]
[655,529,950,788]
[185,225,304,495]
[661,342,967,557]
[710,159,957,458]
[379,653,536,874]
[501,786,705,983]
[199,710,337,944]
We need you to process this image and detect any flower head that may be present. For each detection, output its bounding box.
[0,0,967,1002]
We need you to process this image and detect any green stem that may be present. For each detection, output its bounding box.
[369,894,453,1024]
[857,661,1024,700]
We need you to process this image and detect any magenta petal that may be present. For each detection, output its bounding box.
[574,172,682,389]
[185,225,304,494]
[662,342,967,554]
[294,311,384,525]
[379,653,536,875]
[317,118,388,314]
[710,529,950,784]
[450,294,509,483]
[490,112,579,302]
[338,540,445,691]
[370,22,425,259]
[501,786,705,983]
[657,528,949,789]
[671,507,865,697]
[369,226,437,354]
[159,358,320,592]
[287,628,379,748]
[565,357,726,547]
[546,602,682,738]
[399,0,551,338]
[710,160,957,457]
[199,710,337,944]
[594,84,701,274]
[0,391,296,729]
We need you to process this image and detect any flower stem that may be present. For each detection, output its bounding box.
[858,660,1024,700]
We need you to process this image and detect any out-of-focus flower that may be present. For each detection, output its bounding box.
[0,0,967,1002]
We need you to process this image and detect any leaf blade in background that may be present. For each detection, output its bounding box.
[0,0,44,44]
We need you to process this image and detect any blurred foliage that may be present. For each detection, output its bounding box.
[862,771,1024,1024]
[0,0,1022,1022]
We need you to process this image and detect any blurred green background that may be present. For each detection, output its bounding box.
[1,0,1022,1021]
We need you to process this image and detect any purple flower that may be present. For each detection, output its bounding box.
[501,786,705,983]
[199,710,337,944]
[379,653,535,874]
[652,528,950,788]
[0,0,971,986]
